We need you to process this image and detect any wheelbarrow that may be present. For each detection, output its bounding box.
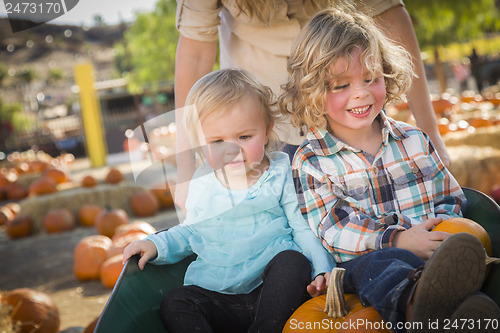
[94,188,500,332]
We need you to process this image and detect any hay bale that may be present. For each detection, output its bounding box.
[19,181,143,233]
[447,145,500,194]
[443,125,500,150]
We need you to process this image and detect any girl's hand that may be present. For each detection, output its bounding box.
[307,272,331,297]
[122,239,158,270]
[393,217,451,261]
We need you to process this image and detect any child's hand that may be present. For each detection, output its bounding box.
[122,239,158,270]
[307,272,331,297]
[393,217,451,261]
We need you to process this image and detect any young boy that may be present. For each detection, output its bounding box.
[279,6,499,333]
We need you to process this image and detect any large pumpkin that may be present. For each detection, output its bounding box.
[112,221,156,240]
[107,231,148,259]
[151,184,175,210]
[100,254,125,288]
[1,288,60,333]
[284,268,391,333]
[44,168,68,184]
[28,178,57,196]
[432,217,492,256]
[43,208,75,233]
[130,190,160,217]
[73,235,113,281]
[95,208,129,237]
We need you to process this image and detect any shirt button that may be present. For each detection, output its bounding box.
[373,167,379,175]
[411,165,419,174]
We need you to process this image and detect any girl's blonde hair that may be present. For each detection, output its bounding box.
[278,4,415,129]
[183,68,281,155]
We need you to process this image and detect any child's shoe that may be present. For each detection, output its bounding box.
[407,233,486,333]
[448,293,500,332]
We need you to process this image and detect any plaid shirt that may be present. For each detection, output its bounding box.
[292,113,466,263]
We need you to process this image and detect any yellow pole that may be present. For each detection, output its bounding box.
[74,62,107,167]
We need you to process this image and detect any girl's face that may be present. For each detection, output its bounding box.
[199,95,272,183]
[325,47,386,139]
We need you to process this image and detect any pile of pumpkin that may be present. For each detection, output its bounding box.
[74,218,158,289]
[1,160,175,239]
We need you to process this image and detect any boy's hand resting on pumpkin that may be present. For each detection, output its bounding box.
[393,217,452,261]
[307,272,331,298]
[122,239,158,270]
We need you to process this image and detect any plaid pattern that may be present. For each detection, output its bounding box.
[292,113,465,263]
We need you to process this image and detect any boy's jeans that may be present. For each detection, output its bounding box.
[338,248,424,332]
[160,250,311,333]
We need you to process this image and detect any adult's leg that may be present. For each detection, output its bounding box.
[249,250,312,333]
[160,285,254,333]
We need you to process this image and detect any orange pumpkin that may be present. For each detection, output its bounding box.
[73,235,113,281]
[95,208,129,237]
[130,190,160,217]
[5,202,21,216]
[100,254,125,288]
[107,231,148,258]
[44,167,68,184]
[432,217,492,256]
[151,184,175,209]
[1,288,60,333]
[28,178,57,196]
[83,316,100,333]
[43,208,75,233]
[5,216,32,239]
[105,168,124,184]
[5,182,27,200]
[81,175,98,188]
[78,204,103,227]
[283,268,391,333]
[112,221,156,240]
[0,205,15,226]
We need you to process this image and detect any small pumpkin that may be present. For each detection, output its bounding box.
[283,268,391,333]
[151,184,175,209]
[5,182,27,200]
[43,208,75,233]
[73,235,113,281]
[44,167,68,184]
[81,175,98,188]
[130,190,160,217]
[5,216,32,239]
[95,207,129,237]
[28,178,57,196]
[78,204,103,227]
[432,217,492,256]
[105,168,124,184]
[100,254,125,288]
[0,205,15,226]
[1,288,60,333]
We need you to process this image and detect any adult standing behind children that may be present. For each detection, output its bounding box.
[173,0,451,212]
[281,6,499,332]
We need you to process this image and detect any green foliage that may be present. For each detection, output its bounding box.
[405,0,500,49]
[17,66,38,84]
[115,0,178,94]
[0,97,23,128]
[47,67,64,84]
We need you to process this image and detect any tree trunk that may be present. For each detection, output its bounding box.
[434,48,447,94]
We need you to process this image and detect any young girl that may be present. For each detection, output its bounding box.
[123,68,335,333]
[279,6,499,333]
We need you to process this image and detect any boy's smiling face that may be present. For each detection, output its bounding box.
[324,47,386,141]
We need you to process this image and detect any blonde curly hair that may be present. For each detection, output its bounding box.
[278,5,415,129]
[183,68,281,155]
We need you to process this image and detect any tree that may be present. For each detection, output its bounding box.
[115,0,178,94]
[405,0,500,93]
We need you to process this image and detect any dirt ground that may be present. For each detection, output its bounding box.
[0,158,181,332]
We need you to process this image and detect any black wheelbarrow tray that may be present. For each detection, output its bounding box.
[95,187,500,332]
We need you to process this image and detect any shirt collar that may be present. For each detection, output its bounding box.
[306,111,409,156]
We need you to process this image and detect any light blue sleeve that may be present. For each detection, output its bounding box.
[146,224,194,265]
[279,158,336,279]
